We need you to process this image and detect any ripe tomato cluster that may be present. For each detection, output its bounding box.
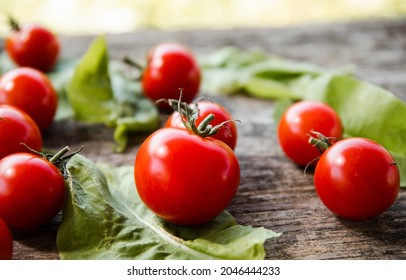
[1,18,59,131]
[1,17,401,260]
[134,43,241,226]
[278,101,400,220]
[0,19,64,259]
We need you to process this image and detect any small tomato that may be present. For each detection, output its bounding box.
[0,151,66,230]
[5,18,60,72]
[0,105,42,159]
[142,43,201,108]
[134,128,240,225]
[313,137,400,220]
[278,101,343,166]
[0,67,58,130]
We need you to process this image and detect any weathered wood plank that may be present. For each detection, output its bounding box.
[1,18,405,260]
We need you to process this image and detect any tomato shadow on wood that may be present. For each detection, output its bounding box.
[336,193,406,249]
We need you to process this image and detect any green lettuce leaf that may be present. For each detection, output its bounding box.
[57,154,280,260]
[66,36,116,123]
[65,36,159,152]
[200,46,338,97]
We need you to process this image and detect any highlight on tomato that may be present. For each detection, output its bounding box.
[277,100,343,166]
[0,105,42,159]
[141,43,201,109]
[0,217,13,260]
[165,99,238,150]
[0,67,58,130]
[134,100,240,226]
[0,147,75,230]
[310,133,400,220]
[5,17,60,72]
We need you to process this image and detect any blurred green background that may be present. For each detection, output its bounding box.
[1,0,406,36]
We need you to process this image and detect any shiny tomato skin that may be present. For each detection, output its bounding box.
[134,128,240,225]
[0,67,58,130]
[142,43,201,106]
[165,101,238,150]
[0,217,13,260]
[314,138,400,220]
[5,23,60,72]
[278,101,343,166]
[0,153,66,230]
[0,105,42,159]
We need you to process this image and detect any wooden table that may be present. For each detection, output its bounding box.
[2,18,406,260]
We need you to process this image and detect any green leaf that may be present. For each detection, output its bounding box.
[109,62,159,152]
[57,155,280,260]
[200,47,336,98]
[243,76,300,100]
[65,36,159,152]
[66,36,116,123]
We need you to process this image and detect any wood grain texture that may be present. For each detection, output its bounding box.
[1,19,405,260]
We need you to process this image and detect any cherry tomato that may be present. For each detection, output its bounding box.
[165,101,238,150]
[278,101,343,166]
[0,67,58,130]
[0,217,13,260]
[0,105,42,159]
[134,128,240,225]
[5,19,60,72]
[0,152,66,230]
[314,137,400,220]
[142,43,201,108]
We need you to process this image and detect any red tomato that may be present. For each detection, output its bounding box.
[278,101,343,166]
[5,19,60,72]
[134,128,240,225]
[0,105,42,159]
[0,217,13,260]
[0,67,58,130]
[0,153,66,230]
[142,43,201,108]
[314,138,400,220]
[165,101,238,150]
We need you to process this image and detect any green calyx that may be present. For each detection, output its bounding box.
[308,130,338,153]
[162,94,238,138]
[20,144,82,178]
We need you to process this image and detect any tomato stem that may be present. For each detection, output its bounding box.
[49,146,71,164]
[308,130,336,153]
[122,56,144,81]
[8,16,20,31]
[123,56,144,70]
[19,144,82,178]
[164,92,240,138]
